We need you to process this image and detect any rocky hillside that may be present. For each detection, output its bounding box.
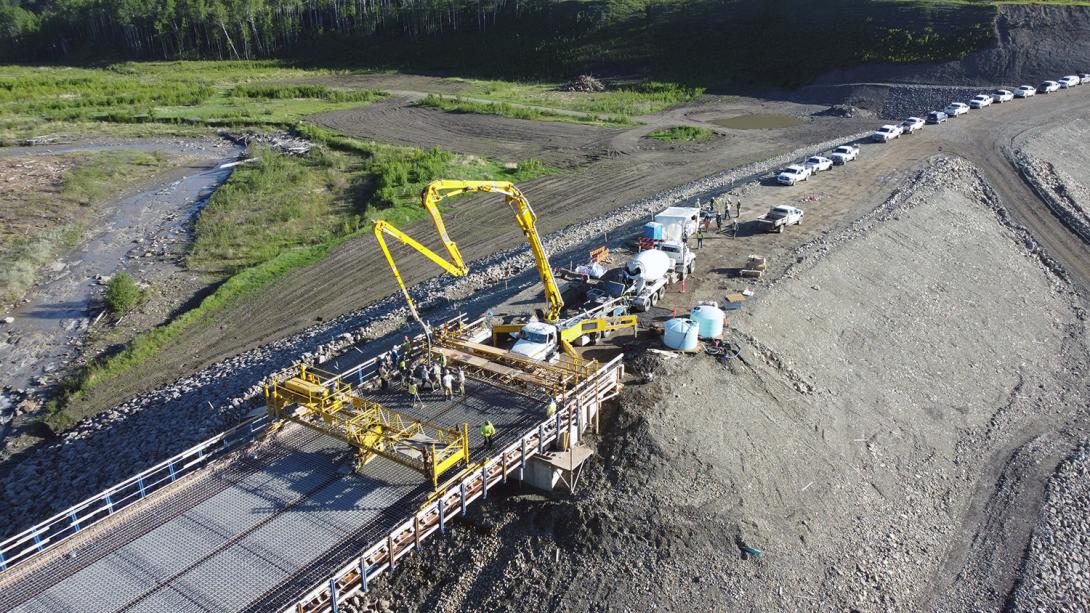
[814,4,1090,86]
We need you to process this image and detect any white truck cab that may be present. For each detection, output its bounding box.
[659,240,695,277]
[510,321,559,361]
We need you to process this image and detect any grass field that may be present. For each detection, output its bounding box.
[450,79,704,116]
[0,62,384,143]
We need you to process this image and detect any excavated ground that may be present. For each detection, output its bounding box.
[351,156,1090,612]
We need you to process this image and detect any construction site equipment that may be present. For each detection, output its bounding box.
[265,365,469,486]
[490,312,636,367]
[374,179,638,363]
[373,180,563,325]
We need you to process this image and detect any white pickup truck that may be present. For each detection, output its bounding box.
[829,144,860,165]
[872,124,903,142]
[756,205,804,233]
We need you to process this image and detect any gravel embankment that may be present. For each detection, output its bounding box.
[1013,117,1090,246]
[796,83,984,120]
[1011,442,1090,611]
[0,129,870,538]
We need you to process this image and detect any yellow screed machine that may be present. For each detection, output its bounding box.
[374,179,636,359]
[265,365,470,487]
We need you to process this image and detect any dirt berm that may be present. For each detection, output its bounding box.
[350,156,1090,612]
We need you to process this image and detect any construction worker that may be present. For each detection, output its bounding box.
[398,358,408,385]
[546,396,557,418]
[402,335,412,359]
[731,218,739,238]
[457,367,466,395]
[442,370,455,400]
[378,365,389,392]
[480,421,496,449]
[735,200,742,218]
[407,379,422,408]
[439,352,448,368]
[696,228,704,248]
[715,211,722,231]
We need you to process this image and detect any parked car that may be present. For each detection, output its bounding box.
[776,164,812,185]
[1059,75,1081,88]
[968,94,993,109]
[804,156,833,173]
[901,117,925,133]
[829,144,860,165]
[872,124,903,142]
[991,89,1014,103]
[1080,73,1090,85]
[945,102,970,117]
[1039,81,1060,94]
[1014,85,1037,98]
[925,111,948,124]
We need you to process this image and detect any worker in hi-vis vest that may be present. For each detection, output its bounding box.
[546,397,557,418]
[480,421,496,449]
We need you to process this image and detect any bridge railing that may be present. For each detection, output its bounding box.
[0,313,468,575]
[285,353,625,613]
[0,413,271,573]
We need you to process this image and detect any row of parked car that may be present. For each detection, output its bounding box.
[775,72,1087,186]
[775,143,860,185]
[871,73,1090,142]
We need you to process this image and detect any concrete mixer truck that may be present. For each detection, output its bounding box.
[623,245,695,311]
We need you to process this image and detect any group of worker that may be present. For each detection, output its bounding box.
[376,341,466,408]
[685,197,743,249]
[712,197,743,239]
[378,336,560,452]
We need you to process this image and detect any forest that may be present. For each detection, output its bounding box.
[0,0,997,86]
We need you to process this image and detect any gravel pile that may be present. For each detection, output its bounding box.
[0,128,869,538]
[1012,442,1090,610]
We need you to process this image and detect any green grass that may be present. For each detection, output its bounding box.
[647,126,716,142]
[451,79,705,116]
[0,150,171,304]
[0,61,385,143]
[416,94,637,127]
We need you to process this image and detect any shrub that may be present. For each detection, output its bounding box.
[105,272,143,314]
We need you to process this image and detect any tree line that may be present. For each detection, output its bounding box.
[0,0,575,61]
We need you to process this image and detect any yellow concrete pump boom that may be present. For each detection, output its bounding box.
[374,180,565,325]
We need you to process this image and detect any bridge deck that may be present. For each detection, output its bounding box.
[0,380,544,612]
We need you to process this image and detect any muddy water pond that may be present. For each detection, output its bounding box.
[711,113,801,130]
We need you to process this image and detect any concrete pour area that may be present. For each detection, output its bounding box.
[351,156,1090,612]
